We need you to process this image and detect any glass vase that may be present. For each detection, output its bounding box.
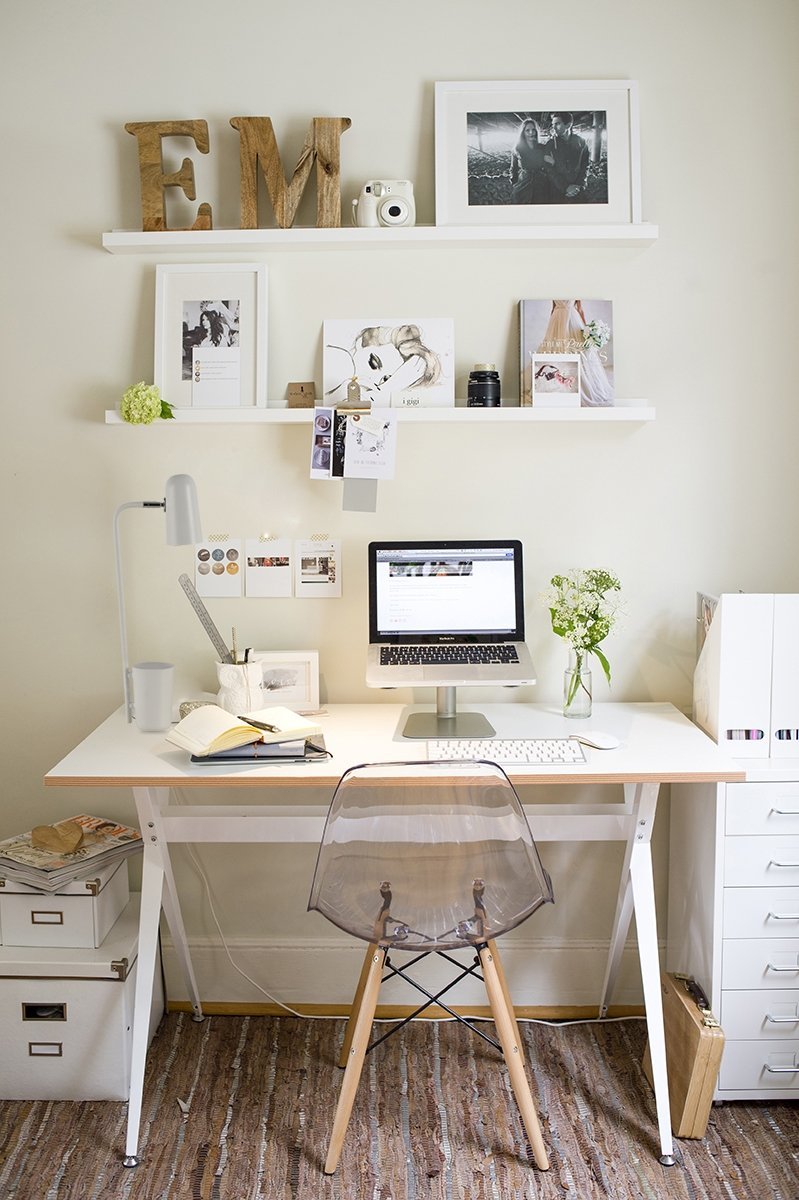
[563,651,592,719]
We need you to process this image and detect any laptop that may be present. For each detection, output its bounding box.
[366,539,538,688]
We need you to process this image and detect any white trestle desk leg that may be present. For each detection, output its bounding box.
[135,787,204,1021]
[598,782,639,1017]
[630,838,674,1165]
[123,848,164,1167]
[123,787,204,1168]
[599,782,675,1167]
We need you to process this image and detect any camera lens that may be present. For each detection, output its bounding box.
[378,196,410,226]
[468,363,501,407]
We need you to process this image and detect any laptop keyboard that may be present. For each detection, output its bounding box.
[426,737,587,765]
[380,644,520,666]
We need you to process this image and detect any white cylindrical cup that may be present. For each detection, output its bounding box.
[216,660,263,714]
[131,662,175,732]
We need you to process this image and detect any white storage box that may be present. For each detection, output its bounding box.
[0,858,129,948]
[0,894,164,1100]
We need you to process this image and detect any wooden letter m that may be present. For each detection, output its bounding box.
[230,116,351,229]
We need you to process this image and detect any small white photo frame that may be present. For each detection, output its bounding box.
[531,354,581,407]
[155,263,267,409]
[251,651,320,712]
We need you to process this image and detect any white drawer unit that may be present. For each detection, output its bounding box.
[0,858,129,948]
[669,771,799,1101]
[0,895,163,1100]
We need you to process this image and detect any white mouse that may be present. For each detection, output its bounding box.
[568,731,621,750]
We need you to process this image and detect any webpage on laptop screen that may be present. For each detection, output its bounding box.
[375,547,516,636]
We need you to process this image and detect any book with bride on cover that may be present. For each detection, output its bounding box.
[520,299,614,408]
[165,704,323,758]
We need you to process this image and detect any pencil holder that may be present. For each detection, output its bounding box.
[216,661,263,715]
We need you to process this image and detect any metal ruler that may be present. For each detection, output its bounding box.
[178,573,234,663]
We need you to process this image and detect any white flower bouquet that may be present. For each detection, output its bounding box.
[542,568,621,702]
[582,319,611,351]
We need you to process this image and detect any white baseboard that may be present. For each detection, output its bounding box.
[160,934,650,1010]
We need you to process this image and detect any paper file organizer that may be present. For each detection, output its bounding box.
[693,592,799,758]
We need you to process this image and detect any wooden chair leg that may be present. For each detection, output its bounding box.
[338,942,379,1068]
[486,938,523,1052]
[325,946,385,1175]
[479,944,549,1171]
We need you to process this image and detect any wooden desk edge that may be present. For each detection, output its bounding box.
[44,768,747,789]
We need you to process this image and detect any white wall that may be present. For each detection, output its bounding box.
[2,0,797,1007]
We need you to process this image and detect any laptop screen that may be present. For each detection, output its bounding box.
[368,540,526,644]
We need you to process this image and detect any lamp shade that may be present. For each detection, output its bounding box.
[164,474,202,545]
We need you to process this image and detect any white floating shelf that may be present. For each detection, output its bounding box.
[105,403,654,425]
[102,223,659,255]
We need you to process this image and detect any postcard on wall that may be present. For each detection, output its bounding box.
[194,537,242,597]
[342,411,397,478]
[245,538,293,598]
[322,318,455,408]
[295,539,342,599]
[520,299,614,407]
[310,408,334,479]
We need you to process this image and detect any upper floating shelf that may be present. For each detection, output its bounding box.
[102,223,659,254]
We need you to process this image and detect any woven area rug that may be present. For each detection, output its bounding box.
[0,1013,796,1199]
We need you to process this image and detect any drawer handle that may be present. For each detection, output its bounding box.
[767,912,799,920]
[765,1063,799,1074]
[772,807,799,816]
[769,860,799,868]
[766,1014,799,1024]
[767,962,799,972]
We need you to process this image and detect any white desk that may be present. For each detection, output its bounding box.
[45,701,743,1168]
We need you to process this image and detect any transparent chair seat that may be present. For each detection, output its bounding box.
[308,760,553,952]
[309,761,555,1173]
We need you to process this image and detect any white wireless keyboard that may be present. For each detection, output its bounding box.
[426,737,587,766]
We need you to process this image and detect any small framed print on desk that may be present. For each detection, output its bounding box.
[251,650,320,713]
[154,263,267,410]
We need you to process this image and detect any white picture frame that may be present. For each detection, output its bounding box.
[530,354,581,408]
[154,263,267,409]
[434,80,641,226]
[251,651,320,713]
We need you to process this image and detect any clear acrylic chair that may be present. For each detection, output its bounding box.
[308,759,554,1174]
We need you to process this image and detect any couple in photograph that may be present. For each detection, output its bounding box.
[510,113,588,205]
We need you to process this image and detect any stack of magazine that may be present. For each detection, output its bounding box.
[0,814,142,892]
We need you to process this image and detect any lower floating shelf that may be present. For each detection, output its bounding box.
[105,403,654,425]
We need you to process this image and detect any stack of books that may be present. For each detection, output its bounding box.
[0,815,142,892]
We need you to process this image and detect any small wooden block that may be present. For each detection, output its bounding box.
[287,382,316,408]
[31,820,84,855]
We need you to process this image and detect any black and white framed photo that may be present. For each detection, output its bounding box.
[154,263,267,408]
[435,80,641,226]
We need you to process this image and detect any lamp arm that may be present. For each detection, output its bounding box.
[113,500,164,722]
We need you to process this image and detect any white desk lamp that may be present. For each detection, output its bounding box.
[113,474,203,722]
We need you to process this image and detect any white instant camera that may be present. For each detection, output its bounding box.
[352,180,416,227]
